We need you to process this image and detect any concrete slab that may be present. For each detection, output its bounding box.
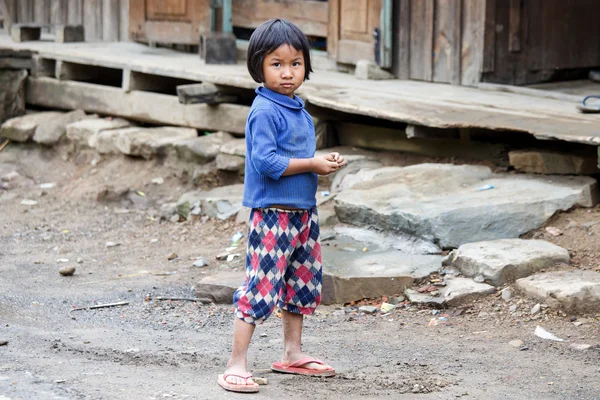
[172,131,234,163]
[195,270,244,304]
[1,112,63,142]
[405,277,495,307]
[447,239,570,286]
[67,117,131,148]
[515,270,600,313]
[335,164,598,249]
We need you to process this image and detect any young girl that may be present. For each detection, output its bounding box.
[218,19,345,393]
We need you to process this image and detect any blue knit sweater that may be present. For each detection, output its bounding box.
[242,87,318,210]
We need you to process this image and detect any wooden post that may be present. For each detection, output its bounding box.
[0,0,12,33]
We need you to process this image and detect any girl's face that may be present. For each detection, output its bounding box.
[262,44,305,98]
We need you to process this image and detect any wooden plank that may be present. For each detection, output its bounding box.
[336,39,373,64]
[327,0,339,59]
[336,122,508,165]
[67,0,83,25]
[0,0,14,33]
[26,77,249,135]
[5,0,16,27]
[482,0,495,73]
[83,0,103,41]
[232,0,328,38]
[409,0,434,81]
[17,0,34,23]
[119,0,129,41]
[392,0,410,79]
[51,0,69,27]
[33,0,51,26]
[341,0,368,33]
[102,0,119,41]
[460,0,485,85]
[128,0,144,42]
[145,21,194,44]
[508,0,521,52]
[432,0,461,84]
[176,83,239,105]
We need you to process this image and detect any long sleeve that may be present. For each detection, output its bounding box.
[248,108,290,180]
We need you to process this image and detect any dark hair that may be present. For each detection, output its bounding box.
[247,19,313,83]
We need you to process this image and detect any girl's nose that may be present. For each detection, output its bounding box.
[281,67,292,78]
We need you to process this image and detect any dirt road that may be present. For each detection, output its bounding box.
[1,145,599,399]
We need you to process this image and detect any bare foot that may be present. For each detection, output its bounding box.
[282,352,332,370]
[223,362,255,386]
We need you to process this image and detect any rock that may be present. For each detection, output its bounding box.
[171,131,234,163]
[253,377,268,385]
[67,117,131,148]
[216,153,245,172]
[0,340,8,346]
[502,288,513,301]
[159,203,177,220]
[177,184,244,220]
[446,239,570,286]
[570,344,593,351]
[106,241,121,248]
[509,304,518,312]
[91,127,137,154]
[515,270,600,313]
[193,259,207,268]
[404,289,446,308]
[509,340,524,348]
[195,270,243,303]
[474,275,485,283]
[442,277,495,306]
[235,207,251,225]
[530,303,541,315]
[220,138,246,157]
[20,199,38,206]
[321,246,442,305]
[380,303,396,313]
[152,177,164,185]
[333,225,441,255]
[334,164,598,249]
[168,253,178,261]
[115,127,198,159]
[59,266,76,276]
[32,110,88,145]
[359,305,378,314]
[509,150,600,175]
[0,69,27,123]
[1,112,64,142]
[389,296,405,305]
[355,60,395,80]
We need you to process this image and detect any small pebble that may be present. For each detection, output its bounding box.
[530,304,541,315]
[59,266,76,276]
[0,340,8,346]
[509,340,524,348]
[253,377,268,385]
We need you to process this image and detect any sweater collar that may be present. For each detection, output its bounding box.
[256,86,304,110]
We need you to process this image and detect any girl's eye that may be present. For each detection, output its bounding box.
[273,63,281,67]
[293,62,301,66]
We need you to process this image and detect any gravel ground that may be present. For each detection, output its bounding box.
[1,144,599,400]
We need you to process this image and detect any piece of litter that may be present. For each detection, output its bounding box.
[21,199,39,206]
[362,247,368,252]
[545,227,563,237]
[135,190,145,197]
[106,241,121,248]
[380,303,396,313]
[476,184,495,191]
[321,191,331,197]
[225,246,238,252]
[152,177,164,185]
[40,183,56,189]
[231,231,244,243]
[253,377,268,385]
[193,259,207,268]
[167,253,178,261]
[57,258,69,263]
[226,254,240,262]
[534,326,564,342]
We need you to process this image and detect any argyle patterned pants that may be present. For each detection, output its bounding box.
[233,207,322,324]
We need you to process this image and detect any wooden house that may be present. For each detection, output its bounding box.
[5,0,600,87]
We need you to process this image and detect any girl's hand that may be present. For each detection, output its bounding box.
[329,152,346,167]
[311,154,340,175]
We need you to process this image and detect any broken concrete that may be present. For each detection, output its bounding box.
[404,278,495,308]
[0,69,27,123]
[177,184,244,220]
[216,153,244,172]
[171,131,233,163]
[195,270,243,304]
[446,239,570,286]
[1,112,64,142]
[32,110,88,145]
[515,270,600,313]
[114,127,198,159]
[67,117,131,148]
[321,246,442,305]
[335,164,598,248]
[509,150,600,175]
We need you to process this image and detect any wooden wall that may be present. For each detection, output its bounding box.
[392,0,487,86]
[6,0,129,41]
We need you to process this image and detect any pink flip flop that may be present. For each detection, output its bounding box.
[271,357,336,377]
[217,373,260,393]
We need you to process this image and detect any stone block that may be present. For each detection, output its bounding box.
[115,127,198,159]
[1,112,63,142]
[200,32,237,65]
[91,127,138,154]
[447,239,570,286]
[0,69,27,123]
[355,60,395,80]
[220,138,246,157]
[0,58,33,70]
[195,270,244,303]
[515,270,600,313]
[11,24,41,42]
[55,25,84,43]
[171,131,234,163]
[334,164,598,249]
[32,109,88,145]
[509,150,600,175]
[66,117,131,148]
[216,153,244,172]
